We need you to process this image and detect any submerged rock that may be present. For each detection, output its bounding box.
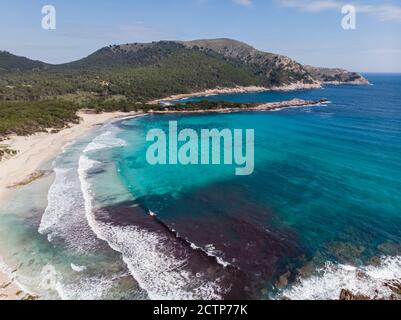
[326,242,365,264]
[339,289,370,300]
[276,271,291,288]
[384,280,401,297]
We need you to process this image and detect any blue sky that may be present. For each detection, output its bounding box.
[1,0,400,72]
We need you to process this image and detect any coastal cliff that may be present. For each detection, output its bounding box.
[304,65,370,85]
[181,39,318,87]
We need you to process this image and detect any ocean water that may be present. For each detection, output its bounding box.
[1,74,401,299]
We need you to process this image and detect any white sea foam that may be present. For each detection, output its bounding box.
[83,130,127,153]
[39,166,100,252]
[160,101,173,106]
[270,102,330,113]
[54,269,115,300]
[70,264,87,273]
[188,242,231,268]
[36,125,145,300]
[78,155,225,300]
[280,256,401,300]
[0,257,36,296]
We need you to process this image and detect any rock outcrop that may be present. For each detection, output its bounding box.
[304,65,370,85]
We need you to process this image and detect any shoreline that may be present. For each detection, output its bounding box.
[0,110,141,300]
[149,79,371,105]
[149,83,322,104]
[0,257,37,300]
[0,268,24,300]
[150,98,328,115]
[0,111,141,202]
[322,79,371,86]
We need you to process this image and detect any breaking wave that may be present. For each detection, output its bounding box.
[38,166,100,252]
[280,256,401,300]
[83,129,127,153]
[78,155,226,300]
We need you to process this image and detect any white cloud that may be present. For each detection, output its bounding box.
[279,0,341,12]
[277,0,401,21]
[356,3,401,21]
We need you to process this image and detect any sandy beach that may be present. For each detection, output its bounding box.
[0,111,141,201]
[0,270,24,300]
[0,110,140,300]
[0,256,36,300]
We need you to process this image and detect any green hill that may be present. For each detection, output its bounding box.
[0,51,48,72]
[0,39,368,103]
[0,39,370,137]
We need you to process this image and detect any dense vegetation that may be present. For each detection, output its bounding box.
[162,100,254,111]
[0,96,255,138]
[0,42,269,102]
[0,39,366,141]
[0,145,17,161]
[0,100,79,136]
[0,51,48,72]
[0,40,326,103]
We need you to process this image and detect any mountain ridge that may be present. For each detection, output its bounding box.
[0,51,49,72]
[0,39,369,102]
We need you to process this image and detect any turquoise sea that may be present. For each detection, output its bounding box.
[1,74,401,299]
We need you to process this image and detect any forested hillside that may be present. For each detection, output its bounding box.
[0,39,369,137]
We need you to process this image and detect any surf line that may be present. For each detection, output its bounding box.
[146,121,255,176]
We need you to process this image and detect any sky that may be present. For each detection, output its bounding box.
[0,0,400,72]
